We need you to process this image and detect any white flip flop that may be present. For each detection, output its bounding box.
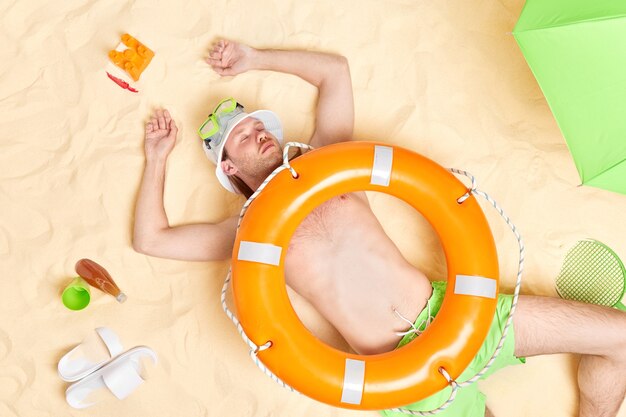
[58,327,124,382]
[65,346,157,409]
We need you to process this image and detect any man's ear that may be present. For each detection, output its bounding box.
[221,159,238,176]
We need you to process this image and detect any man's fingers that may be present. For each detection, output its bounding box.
[206,57,222,67]
[151,116,159,128]
[169,119,178,136]
[164,109,172,125]
[210,63,234,76]
[214,67,234,77]
[156,109,166,129]
[146,122,153,133]
[210,39,226,57]
[207,50,229,68]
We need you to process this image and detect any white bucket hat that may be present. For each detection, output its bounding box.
[200,102,283,194]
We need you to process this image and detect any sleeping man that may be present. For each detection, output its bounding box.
[132,39,626,417]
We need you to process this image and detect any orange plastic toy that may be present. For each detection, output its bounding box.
[108,34,154,82]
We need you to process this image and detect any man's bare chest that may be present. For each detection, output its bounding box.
[288,192,367,246]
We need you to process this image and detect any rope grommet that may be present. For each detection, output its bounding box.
[449,168,477,205]
[253,341,273,355]
[457,192,471,204]
[282,142,314,181]
[438,366,457,386]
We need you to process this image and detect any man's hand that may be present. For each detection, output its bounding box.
[206,40,354,147]
[206,39,256,76]
[144,109,178,163]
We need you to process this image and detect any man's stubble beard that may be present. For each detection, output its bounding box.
[235,147,283,183]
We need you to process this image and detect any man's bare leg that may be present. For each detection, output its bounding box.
[513,295,626,417]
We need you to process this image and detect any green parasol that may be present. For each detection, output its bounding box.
[513,0,626,195]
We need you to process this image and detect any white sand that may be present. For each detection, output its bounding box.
[1,0,625,415]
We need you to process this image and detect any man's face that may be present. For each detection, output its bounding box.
[221,117,283,181]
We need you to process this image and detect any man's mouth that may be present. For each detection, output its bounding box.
[260,142,274,154]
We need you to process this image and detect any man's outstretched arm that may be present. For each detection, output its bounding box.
[206,40,354,148]
[133,109,237,262]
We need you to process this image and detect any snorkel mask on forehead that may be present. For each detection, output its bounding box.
[197,97,284,193]
[198,98,244,152]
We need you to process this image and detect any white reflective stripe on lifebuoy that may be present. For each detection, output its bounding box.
[370,146,393,187]
[237,241,282,266]
[340,359,366,405]
[454,275,497,299]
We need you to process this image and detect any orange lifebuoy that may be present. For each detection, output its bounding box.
[231,141,499,410]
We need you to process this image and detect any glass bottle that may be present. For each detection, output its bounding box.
[75,259,127,303]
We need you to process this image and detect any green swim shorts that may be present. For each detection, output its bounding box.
[379,281,525,417]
